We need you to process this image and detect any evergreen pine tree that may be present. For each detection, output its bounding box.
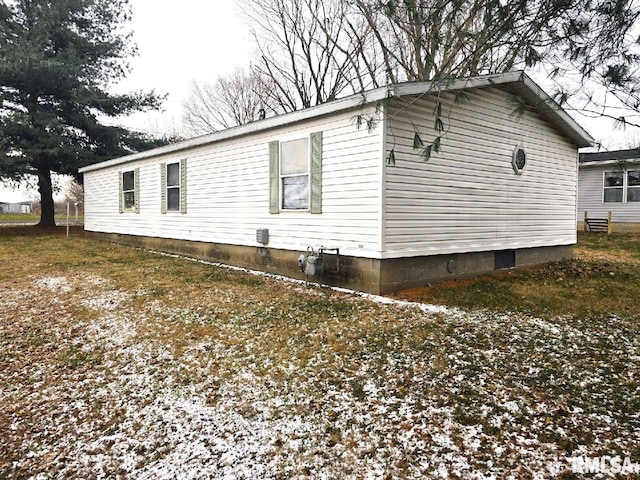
[0,0,166,226]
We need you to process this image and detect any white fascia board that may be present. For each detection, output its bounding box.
[79,92,385,173]
[387,72,593,147]
[80,71,593,173]
[519,75,594,148]
[580,158,640,167]
[385,71,524,97]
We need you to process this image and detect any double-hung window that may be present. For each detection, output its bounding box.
[119,168,139,213]
[269,132,322,214]
[627,170,640,202]
[161,159,187,214]
[280,138,309,210]
[603,171,624,203]
[166,162,181,211]
[122,171,135,211]
[603,169,640,203]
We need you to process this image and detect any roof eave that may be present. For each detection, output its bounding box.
[79,71,594,173]
[387,72,593,149]
[79,93,379,173]
[515,75,593,148]
[580,158,640,167]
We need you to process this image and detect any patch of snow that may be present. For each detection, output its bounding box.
[35,276,72,293]
[501,401,521,414]
[147,248,457,315]
[82,291,131,311]
[5,255,638,480]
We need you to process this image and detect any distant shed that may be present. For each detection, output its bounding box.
[0,201,33,214]
[79,71,593,294]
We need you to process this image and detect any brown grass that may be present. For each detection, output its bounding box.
[1,227,639,478]
[393,232,640,319]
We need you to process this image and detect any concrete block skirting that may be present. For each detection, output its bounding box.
[377,245,572,294]
[87,232,572,295]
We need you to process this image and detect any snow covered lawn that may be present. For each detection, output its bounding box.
[1,231,638,479]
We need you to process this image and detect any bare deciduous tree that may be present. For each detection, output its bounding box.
[183,68,275,135]
[64,178,84,207]
[350,0,585,82]
[241,0,378,111]
[185,0,640,144]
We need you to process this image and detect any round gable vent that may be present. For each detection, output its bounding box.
[512,146,527,174]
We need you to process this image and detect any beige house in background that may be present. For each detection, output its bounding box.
[79,71,593,294]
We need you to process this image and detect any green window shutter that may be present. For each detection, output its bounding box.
[118,171,123,214]
[310,131,323,214]
[160,163,167,214]
[269,141,280,214]
[180,159,187,214]
[134,168,140,214]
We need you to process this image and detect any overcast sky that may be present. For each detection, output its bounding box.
[107,0,254,134]
[1,0,254,202]
[2,1,638,202]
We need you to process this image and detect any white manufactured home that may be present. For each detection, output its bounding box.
[578,149,640,231]
[80,71,593,294]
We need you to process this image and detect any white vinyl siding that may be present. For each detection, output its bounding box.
[578,163,640,223]
[382,87,578,258]
[82,107,383,257]
[83,84,584,261]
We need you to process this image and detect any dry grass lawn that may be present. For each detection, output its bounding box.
[393,232,640,320]
[1,227,638,479]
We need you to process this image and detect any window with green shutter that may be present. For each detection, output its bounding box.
[134,168,140,214]
[167,162,180,211]
[269,141,280,214]
[162,160,187,214]
[180,159,187,214]
[309,132,322,214]
[120,169,138,213]
[160,163,167,214]
[269,132,322,213]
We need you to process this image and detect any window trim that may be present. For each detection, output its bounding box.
[166,161,181,212]
[603,169,639,203]
[279,136,310,211]
[627,169,640,203]
[119,168,139,214]
[121,170,136,212]
[161,160,187,214]
[269,132,322,215]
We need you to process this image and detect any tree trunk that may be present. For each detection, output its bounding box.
[37,167,56,227]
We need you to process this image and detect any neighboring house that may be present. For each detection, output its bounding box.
[0,201,33,214]
[79,71,593,294]
[578,149,640,231]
